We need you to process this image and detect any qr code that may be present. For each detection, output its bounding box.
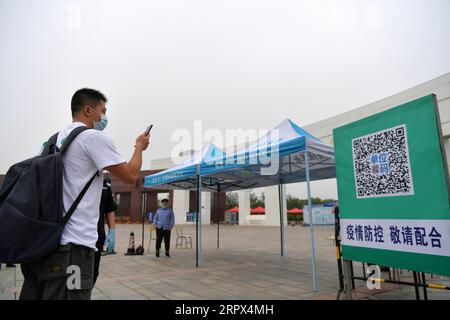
[352,124,414,198]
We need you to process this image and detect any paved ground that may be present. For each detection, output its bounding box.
[1,224,449,300]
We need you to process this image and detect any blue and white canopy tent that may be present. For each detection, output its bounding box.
[144,119,336,291]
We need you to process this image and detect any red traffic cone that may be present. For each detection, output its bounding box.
[125,232,136,255]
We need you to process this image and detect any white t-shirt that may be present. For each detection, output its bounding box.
[38,122,126,249]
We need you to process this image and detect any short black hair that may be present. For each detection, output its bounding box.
[71,88,107,117]
[161,199,169,203]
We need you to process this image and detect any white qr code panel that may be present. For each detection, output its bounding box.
[352,124,414,199]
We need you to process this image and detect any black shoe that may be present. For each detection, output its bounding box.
[165,252,170,257]
[156,251,160,258]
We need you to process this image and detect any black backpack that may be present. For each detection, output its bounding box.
[0,126,98,264]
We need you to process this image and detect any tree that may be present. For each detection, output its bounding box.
[286,194,336,209]
[226,192,335,211]
[226,192,239,210]
[321,199,336,204]
[250,192,265,208]
[286,194,306,210]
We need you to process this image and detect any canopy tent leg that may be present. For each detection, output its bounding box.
[217,184,220,249]
[199,184,202,264]
[278,184,285,256]
[196,174,199,268]
[141,192,147,253]
[305,148,318,291]
[196,164,202,268]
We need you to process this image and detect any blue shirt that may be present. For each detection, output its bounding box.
[153,207,175,230]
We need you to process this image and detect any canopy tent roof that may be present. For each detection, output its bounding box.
[250,206,265,214]
[287,208,303,214]
[323,202,337,207]
[144,143,225,190]
[226,206,239,213]
[144,119,336,191]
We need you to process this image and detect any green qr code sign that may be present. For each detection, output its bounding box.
[334,94,450,277]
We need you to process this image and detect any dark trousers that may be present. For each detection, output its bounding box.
[19,244,95,300]
[155,228,171,252]
[93,246,103,285]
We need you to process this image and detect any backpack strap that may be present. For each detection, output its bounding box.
[42,132,60,156]
[62,170,99,226]
[59,126,91,155]
[57,125,99,225]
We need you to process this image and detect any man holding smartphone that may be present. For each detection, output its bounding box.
[20,88,151,300]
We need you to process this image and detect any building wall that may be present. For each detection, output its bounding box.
[303,73,450,141]
[237,190,251,225]
[211,191,226,223]
[264,185,288,226]
[172,189,190,224]
[169,189,226,224]
[110,169,174,220]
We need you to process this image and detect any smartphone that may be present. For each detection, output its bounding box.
[145,124,153,136]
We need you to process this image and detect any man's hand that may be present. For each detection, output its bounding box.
[107,132,150,184]
[135,133,150,151]
[105,229,116,254]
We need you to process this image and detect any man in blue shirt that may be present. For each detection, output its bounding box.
[153,199,175,257]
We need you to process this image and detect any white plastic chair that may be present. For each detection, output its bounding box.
[147,224,157,253]
[176,227,192,249]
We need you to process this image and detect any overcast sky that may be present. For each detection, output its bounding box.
[1,0,449,199]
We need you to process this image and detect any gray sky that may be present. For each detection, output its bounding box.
[1,0,450,199]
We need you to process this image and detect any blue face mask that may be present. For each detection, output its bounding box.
[89,107,108,131]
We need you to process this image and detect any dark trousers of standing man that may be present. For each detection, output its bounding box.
[93,245,103,285]
[19,244,95,300]
[155,228,171,253]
